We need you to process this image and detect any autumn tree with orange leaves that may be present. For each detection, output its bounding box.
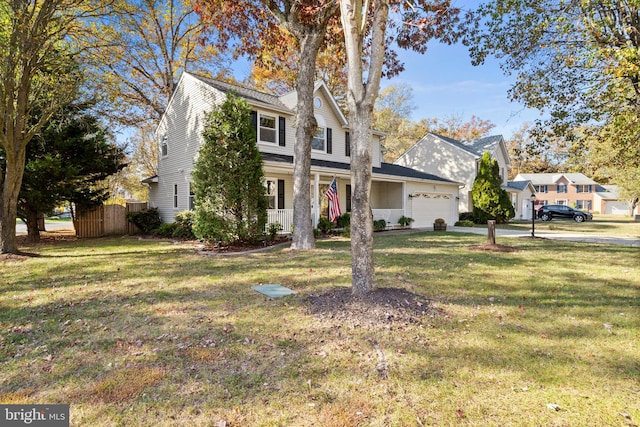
[194,0,341,250]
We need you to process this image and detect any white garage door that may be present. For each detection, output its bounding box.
[606,201,629,215]
[411,193,452,227]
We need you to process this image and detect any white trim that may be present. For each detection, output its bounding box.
[257,112,278,145]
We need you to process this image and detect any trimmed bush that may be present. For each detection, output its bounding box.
[127,208,162,234]
[398,216,414,227]
[317,217,334,234]
[459,212,475,222]
[455,220,474,227]
[173,211,195,239]
[373,219,387,231]
[336,213,351,228]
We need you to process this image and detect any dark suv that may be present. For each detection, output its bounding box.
[537,204,593,222]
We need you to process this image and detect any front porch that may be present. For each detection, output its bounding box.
[267,208,406,233]
[264,175,407,233]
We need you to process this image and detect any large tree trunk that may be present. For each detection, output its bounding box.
[349,109,375,294]
[0,150,27,254]
[290,33,323,250]
[340,0,390,295]
[25,209,42,244]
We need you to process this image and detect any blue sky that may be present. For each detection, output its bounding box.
[230,41,544,140]
[383,41,544,139]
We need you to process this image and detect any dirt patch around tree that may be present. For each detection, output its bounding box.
[305,287,448,328]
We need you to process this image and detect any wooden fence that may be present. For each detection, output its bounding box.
[74,202,148,238]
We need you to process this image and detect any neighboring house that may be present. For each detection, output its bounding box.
[505,180,537,220]
[513,173,603,212]
[593,185,638,215]
[143,72,461,231]
[394,133,532,219]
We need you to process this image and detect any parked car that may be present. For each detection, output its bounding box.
[537,205,593,222]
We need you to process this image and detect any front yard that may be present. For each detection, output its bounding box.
[1,232,638,426]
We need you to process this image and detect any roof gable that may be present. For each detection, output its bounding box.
[279,80,349,127]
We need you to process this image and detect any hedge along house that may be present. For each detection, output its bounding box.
[143,72,461,231]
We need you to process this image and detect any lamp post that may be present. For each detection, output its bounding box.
[530,193,536,238]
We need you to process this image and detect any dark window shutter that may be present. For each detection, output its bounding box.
[279,116,286,146]
[346,184,352,212]
[250,110,257,137]
[345,131,350,157]
[326,128,332,154]
[277,179,285,210]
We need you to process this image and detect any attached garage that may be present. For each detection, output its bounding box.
[409,192,456,227]
[605,201,630,215]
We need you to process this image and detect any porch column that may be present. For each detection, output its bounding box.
[313,173,320,227]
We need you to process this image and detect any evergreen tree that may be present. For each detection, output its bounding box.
[15,102,126,242]
[192,93,267,244]
[472,152,515,224]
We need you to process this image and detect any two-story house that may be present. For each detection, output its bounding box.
[393,133,535,219]
[143,72,462,230]
[513,173,599,211]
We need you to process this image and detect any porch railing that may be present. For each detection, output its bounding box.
[268,208,404,233]
[372,209,405,225]
[267,209,294,233]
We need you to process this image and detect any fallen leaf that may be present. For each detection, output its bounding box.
[546,403,561,411]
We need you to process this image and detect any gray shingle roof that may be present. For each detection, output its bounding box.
[506,180,531,191]
[411,133,504,158]
[261,153,458,184]
[188,73,292,112]
[515,173,597,185]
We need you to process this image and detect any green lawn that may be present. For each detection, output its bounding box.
[1,232,638,426]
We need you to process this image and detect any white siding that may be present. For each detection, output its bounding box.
[404,182,458,226]
[153,73,226,222]
[396,136,475,212]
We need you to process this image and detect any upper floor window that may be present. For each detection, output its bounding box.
[576,184,592,193]
[557,184,567,193]
[534,185,548,193]
[259,114,277,144]
[312,127,326,151]
[161,135,168,157]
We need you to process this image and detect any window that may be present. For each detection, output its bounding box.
[259,114,277,143]
[314,97,322,108]
[557,184,567,193]
[189,183,195,210]
[312,127,325,151]
[534,185,548,193]
[161,135,168,157]
[576,200,592,210]
[576,184,592,193]
[265,179,276,209]
[173,184,178,209]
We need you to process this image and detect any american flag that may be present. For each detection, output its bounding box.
[326,177,342,222]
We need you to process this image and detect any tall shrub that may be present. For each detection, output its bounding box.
[191,93,268,243]
[472,152,515,224]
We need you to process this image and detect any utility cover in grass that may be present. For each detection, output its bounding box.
[252,284,296,298]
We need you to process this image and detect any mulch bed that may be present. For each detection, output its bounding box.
[306,287,448,328]
[199,237,290,254]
